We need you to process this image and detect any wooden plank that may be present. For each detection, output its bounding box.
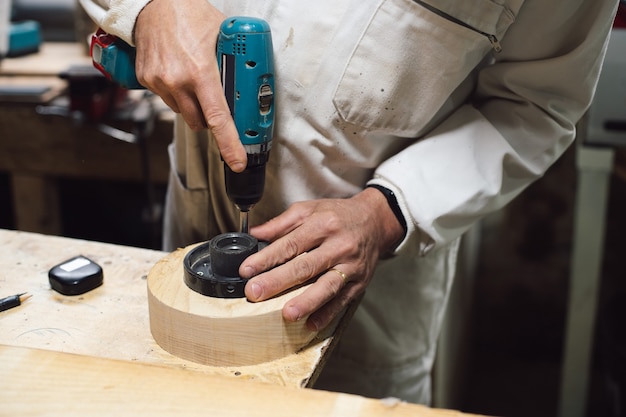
[0,344,484,417]
[0,230,338,388]
[0,76,65,103]
[0,42,92,77]
[0,104,172,183]
[147,245,319,367]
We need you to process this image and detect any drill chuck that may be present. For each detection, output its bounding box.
[224,163,266,213]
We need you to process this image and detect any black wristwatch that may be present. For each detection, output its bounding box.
[366,184,408,235]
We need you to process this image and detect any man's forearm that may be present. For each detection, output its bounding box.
[373,0,617,256]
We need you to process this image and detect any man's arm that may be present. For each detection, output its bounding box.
[78,0,246,172]
[374,0,618,256]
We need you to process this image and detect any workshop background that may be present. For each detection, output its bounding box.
[1,1,625,417]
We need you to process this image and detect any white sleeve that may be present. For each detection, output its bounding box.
[78,0,153,45]
[373,0,618,256]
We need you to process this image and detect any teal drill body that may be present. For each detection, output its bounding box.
[91,17,275,233]
[217,17,275,226]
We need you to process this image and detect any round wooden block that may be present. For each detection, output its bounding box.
[147,244,318,367]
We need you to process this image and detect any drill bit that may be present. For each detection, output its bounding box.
[240,211,249,234]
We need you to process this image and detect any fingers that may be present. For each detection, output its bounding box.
[140,56,247,172]
[248,203,312,243]
[198,87,247,172]
[242,218,349,287]
[243,233,359,330]
[283,266,360,331]
[243,199,365,299]
[241,233,318,279]
[173,76,247,172]
[241,204,318,278]
[243,246,339,300]
[281,266,349,320]
[241,195,389,331]
[304,278,363,331]
[133,0,246,172]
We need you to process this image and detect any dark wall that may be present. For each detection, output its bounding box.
[12,0,78,42]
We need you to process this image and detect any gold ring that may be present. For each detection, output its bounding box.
[329,268,349,283]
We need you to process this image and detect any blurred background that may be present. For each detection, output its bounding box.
[1,1,625,416]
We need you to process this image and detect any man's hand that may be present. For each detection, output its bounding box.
[134,0,246,172]
[240,187,406,331]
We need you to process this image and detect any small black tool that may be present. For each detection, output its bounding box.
[0,292,32,313]
[48,255,103,296]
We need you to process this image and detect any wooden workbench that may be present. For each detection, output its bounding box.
[0,43,173,235]
[0,345,483,417]
[0,229,338,388]
[0,229,484,416]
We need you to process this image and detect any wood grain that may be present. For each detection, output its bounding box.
[0,230,341,388]
[147,245,318,366]
[0,344,486,417]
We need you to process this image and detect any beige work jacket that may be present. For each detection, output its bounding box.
[81,0,617,404]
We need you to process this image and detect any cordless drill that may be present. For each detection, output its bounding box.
[217,17,275,233]
[91,17,275,234]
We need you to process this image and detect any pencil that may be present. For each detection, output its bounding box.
[0,292,32,312]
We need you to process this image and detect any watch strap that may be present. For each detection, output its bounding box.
[366,184,408,235]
